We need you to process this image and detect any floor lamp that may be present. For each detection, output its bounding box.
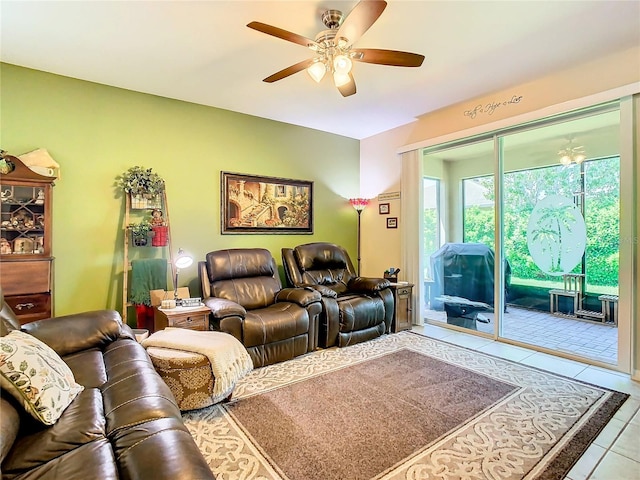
[349,198,369,276]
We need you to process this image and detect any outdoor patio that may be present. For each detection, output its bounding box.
[425,304,618,364]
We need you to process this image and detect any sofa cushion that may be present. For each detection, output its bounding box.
[0,396,20,465]
[243,303,309,347]
[1,388,106,472]
[112,417,215,480]
[63,348,108,388]
[0,330,84,425]
[337,295,385,332]
[212,277,281,310]
[1,437,118,480]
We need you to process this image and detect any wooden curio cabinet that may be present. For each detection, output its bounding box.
[0,154,56,324]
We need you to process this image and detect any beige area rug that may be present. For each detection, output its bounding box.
[183,331,629,480]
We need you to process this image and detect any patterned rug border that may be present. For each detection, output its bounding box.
[183,331,631,480]
[403,330,625,396]
[398,332,631,480]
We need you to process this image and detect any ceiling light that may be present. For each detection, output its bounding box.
[558,139,587,166]
[333,54,353,74]
[307,61,326,83]
[333,72,350,87]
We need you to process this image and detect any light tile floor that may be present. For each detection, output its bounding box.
[425,305,618,364]
[412,323,640,480]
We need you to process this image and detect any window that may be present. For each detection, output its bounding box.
[423,177,440,280]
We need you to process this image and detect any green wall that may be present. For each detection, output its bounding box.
[1,64,360,323]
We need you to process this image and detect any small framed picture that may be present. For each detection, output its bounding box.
[386,217,398,229]
[379,203,390,214]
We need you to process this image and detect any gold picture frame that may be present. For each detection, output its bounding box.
[221,172,313,234]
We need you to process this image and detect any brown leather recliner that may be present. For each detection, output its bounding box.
[199,248,322,368]
[282,242,394,348]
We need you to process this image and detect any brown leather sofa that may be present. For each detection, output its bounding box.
[0,291,214,480]
[282,242,394,348]
[199,248,322,368]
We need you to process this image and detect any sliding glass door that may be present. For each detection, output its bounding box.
[500,109,621,364]
[420,102,631,371]
[423,140,497,336]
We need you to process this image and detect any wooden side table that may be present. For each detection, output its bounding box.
[389,283,414,333]
[153,305,210,332]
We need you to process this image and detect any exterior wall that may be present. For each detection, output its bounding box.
[1,63,360,320]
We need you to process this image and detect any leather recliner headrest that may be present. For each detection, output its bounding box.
[206,248,276,282]
[294,243,348,271]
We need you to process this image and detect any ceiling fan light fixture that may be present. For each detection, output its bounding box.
[558,139,587,166]
[248,0,425,97]
[336,37,349,49]
[307,61,327,83]
[333,71,350,87]
[333,54,353,74]
[560,155,572,166]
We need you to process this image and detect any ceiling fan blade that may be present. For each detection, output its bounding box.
[263,59,315,83]
[337,74,357,97]
[352,48,425,67]
[247,21,319,50]
[334,0,387,47]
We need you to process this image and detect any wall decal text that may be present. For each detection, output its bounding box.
[464,95,523,119]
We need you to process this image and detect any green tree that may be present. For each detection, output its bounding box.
[463,157,620,289]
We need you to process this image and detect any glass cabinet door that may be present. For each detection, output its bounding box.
[1,185,48,255]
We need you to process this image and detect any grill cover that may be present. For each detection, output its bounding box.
[430,243,511,310]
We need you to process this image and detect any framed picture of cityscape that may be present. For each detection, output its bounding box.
[221,172,313,234]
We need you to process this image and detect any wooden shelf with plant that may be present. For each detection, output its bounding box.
[116,166,165,209]
[128,220,153,247]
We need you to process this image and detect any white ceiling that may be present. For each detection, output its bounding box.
[2,1,639,140]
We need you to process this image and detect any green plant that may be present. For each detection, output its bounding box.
[117,166,165,197]
[128,220,152,237]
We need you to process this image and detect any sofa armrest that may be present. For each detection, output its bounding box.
[348,277,391,293]
[300,284,338,298]
[275,288,322,307]
[203,297,246,320]
[21,310,129,357]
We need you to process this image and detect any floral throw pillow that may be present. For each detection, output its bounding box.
[0,330,84,425]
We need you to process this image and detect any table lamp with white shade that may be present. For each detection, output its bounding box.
[173,248,193,305]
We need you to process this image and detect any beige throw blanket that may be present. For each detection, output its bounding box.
[142,328,253,400]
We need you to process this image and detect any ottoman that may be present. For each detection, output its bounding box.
[142,328,254,411]
[147,347,218,411]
